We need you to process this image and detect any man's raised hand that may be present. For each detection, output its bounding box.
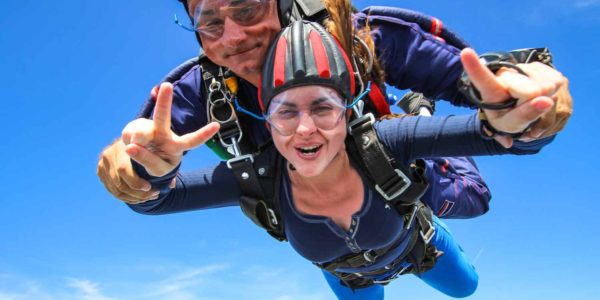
[121,82,220,177]
[460,48,563,148]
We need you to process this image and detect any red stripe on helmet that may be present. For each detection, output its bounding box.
[331,36,355,97]
[273,36,288,87]
[308,29,331,78]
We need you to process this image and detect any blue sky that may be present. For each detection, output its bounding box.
[1,0,599,299]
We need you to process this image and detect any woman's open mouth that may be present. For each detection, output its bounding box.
[295,144,323,159]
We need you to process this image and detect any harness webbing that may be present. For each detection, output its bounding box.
[318,204,439,289]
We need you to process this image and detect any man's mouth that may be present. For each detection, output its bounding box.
[228,45,258,57]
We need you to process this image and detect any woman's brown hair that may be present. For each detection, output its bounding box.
[322,0,385,88]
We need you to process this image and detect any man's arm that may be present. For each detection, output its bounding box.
[358,7,571,140]
[421,157,491,219]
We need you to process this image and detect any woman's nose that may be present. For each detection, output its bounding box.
[295,112,317,135]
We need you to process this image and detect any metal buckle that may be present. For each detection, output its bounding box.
[267,208,279,226]
[348,113,375,135]
[226,154,254,169]
[419,216,435,244]
[371,265,409,284]
[363,250,377,263]
[404,205,419,230]
[375,169,412,201]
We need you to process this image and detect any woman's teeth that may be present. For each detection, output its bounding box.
[298,145,321,154]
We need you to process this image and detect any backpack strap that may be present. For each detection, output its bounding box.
[231,144,287,241]
[347,113,428,204]
[198,55,285,240]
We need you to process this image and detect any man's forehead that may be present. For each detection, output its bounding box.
[192,0,246,9]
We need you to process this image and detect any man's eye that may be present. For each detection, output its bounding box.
[233,5,257,20]
[199,19,223,32]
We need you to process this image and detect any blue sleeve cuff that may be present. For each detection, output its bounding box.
[131,159,180,193]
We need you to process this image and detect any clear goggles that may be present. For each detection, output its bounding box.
[265,88,349,136]
[175,0,272,39]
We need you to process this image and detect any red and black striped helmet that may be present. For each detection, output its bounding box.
[259,20,356,113]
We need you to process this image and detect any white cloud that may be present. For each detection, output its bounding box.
[0,263,330,300]
[140,264,229,299]
[65,278,116,300]
[0,274,54,300]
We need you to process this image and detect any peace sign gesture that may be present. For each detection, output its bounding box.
[122,82,220,177]
[460,48,565,148]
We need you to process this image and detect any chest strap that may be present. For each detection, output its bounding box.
[348,113,429,205]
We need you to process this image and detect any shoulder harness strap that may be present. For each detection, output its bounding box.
[198,54,286,240]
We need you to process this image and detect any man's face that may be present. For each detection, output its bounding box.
[188,0,281,83]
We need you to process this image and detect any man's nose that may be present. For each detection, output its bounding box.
[220,17,248,48]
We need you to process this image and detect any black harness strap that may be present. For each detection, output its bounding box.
[198,56,286,240]
[230,145,286,241]
[348,113,428,204]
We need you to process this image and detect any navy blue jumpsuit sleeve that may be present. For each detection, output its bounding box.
[128,162,241,215]
[374,114,555,163]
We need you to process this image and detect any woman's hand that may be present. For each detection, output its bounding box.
[460,48,568,148]
[121,82,220,177]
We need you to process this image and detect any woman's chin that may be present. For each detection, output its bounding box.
[292,165,324,178]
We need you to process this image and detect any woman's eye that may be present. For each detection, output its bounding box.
[276,110,298,119]
[312,106,334,116]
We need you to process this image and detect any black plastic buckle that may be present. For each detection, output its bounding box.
[348,113,375,135]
